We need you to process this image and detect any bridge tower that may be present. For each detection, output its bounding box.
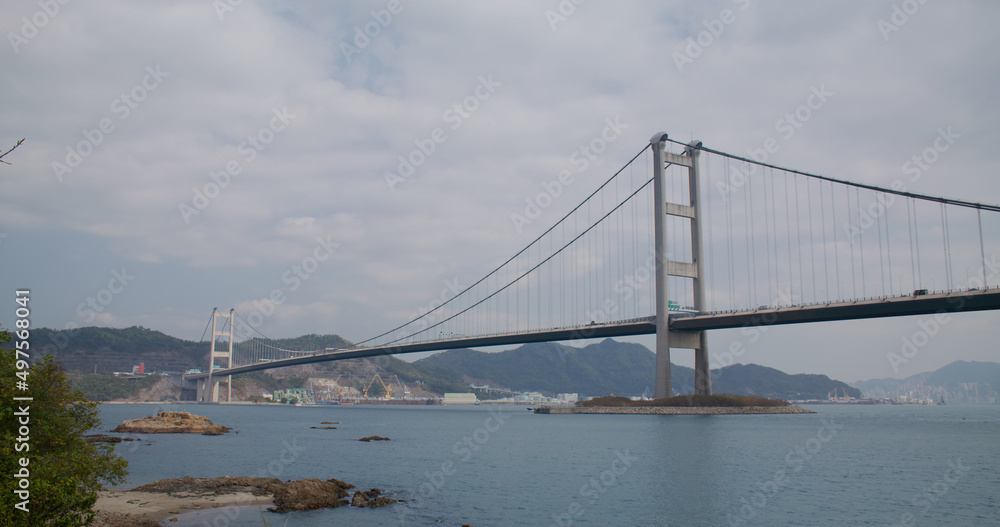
[201,307,234,402]
[651,133,711,398]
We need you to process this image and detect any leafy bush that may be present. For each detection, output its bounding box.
[1,330,128,526]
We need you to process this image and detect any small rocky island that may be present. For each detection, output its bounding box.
[111,411,231,435]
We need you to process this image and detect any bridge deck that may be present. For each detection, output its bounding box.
[670,288,1000,331]
[189,288,1000,379]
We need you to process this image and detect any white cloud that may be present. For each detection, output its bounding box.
[2,1,998,379]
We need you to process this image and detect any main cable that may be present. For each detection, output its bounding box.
[664,137,1000,213]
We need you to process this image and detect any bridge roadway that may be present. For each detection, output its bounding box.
[187,288,1000,380]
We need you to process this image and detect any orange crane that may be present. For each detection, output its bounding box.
[363,374,391,399]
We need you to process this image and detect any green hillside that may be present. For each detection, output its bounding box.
[20,326,866,401]
[712,364,862,400]
[415,339,661,396]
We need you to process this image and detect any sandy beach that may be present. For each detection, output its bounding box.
[92,489,273,526]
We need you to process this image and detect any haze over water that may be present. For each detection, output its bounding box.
[99,403,1000,526]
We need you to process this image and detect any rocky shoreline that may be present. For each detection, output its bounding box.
[535,405,816,414]
[89,475,397,526]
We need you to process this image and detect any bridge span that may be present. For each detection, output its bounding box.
[187,288,1000,384]
[188,132,1000,402]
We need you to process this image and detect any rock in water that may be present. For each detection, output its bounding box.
[358,435,391,442]
[269,478,349,512]
[362,496,398,508]
[112,411,231,435]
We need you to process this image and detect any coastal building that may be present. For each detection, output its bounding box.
[272,388,314,405]
[443,393,478,405]
[557,393,579,403]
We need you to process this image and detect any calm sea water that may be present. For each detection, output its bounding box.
[96,403,1000,526]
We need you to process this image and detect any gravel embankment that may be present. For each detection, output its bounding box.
[536,405,815,414]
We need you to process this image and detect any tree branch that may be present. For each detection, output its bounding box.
[0,138,25,164]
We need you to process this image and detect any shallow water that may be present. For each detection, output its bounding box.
[98,403,1000,526]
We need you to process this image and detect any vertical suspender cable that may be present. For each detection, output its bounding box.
[806,178,817,302]
[847,186,857,299]
[907,197,916,291]
[877,192,886,297]
[784,170,794,304]
[978,209,988,288]
[707,154,715,312]
[726,159,736,309]
[857,189,866,297]
[940,204,952,291]
[830,181,841,300]
[820,180,830,299]
[743,164,753,307]
[794,175,805,302]
[748,163,758,306]
[884,195,894,296]
[763,168,774,299]
[913,199,923,288]
[770,168,780,302]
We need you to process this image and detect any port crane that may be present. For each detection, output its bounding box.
[394,375,411,399]
[363,374,391,399]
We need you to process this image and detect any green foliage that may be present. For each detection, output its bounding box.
[68,373,160,401]
[381,360,469,395]
[1,330,128,527]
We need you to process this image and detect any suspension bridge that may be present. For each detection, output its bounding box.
[184,132,1000,403]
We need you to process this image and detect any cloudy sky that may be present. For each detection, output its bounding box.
[2,1,998,382]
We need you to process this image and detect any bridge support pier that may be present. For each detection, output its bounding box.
[203,308,234,403]
[651,133,711,398]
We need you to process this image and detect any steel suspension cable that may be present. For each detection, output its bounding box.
[352,145,650,347]
[877,193,886,297]
[907,197,916,291]
[847,187,857,298]
[664,137,1000,213]
[978,209,988,288]
[830,182,841,300]
[380,176,658,346]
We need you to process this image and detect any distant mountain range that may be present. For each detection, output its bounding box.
[854,361,1000,403]
[415,339,861,400]
[32,326,1000,402]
